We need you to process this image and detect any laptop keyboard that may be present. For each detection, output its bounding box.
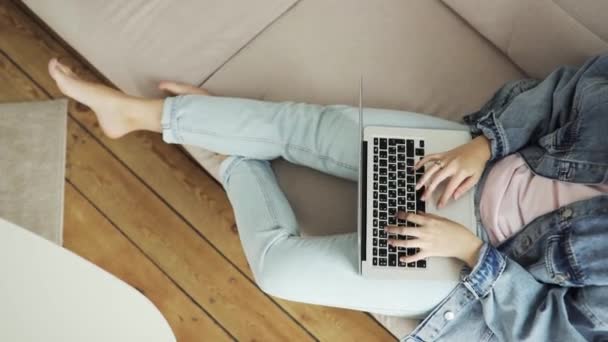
[371,137,427,269]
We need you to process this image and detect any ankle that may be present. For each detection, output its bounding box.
[125,99,163,133]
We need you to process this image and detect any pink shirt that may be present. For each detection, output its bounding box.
[479,154,608,246]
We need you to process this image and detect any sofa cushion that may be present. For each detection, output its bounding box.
[442,0,608,78]
[22,0,298,97]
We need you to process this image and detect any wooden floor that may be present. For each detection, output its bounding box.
[0,1,396,341]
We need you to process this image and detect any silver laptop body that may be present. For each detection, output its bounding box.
[357,80,476,281]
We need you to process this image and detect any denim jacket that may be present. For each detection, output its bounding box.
[404,54,608,341]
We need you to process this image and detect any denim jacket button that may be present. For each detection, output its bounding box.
[563,208,573,218]
[443,311,455,321]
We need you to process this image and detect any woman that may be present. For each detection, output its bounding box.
[49,55,608,341]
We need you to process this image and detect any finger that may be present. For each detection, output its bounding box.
[385,225,423,237]
[423,166,453,201]
[438,174,466,208]
[415,153,442,170]
[387,238,423,248]
[415,163,441,190]
[400,250,428,263]
[453,176,478,200]
[397,212,429,225]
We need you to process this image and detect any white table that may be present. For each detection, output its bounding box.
[0,218,175,342]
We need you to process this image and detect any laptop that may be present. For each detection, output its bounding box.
[357,79,477,281]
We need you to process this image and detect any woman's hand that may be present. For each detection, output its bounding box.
[386,211,483,268]
[415,136,491,208]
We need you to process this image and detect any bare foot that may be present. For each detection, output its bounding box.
[158,81,212,96]
[48,58,157,138]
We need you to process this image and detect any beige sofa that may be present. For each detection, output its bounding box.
[22,0,608,337]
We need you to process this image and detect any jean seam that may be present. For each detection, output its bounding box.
[177,126,357,171]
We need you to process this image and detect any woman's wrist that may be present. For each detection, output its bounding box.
[461,237,484,268]
[472,136,492,162]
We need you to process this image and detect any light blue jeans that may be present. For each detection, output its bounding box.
[161,95,468,318]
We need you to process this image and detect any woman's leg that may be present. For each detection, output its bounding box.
[49,58,466,316]
[161,94,466,181]
[223,157,459,317]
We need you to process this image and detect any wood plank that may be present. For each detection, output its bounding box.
[0,43,314,341]
[0,51,231,342]
[2,1,398,340]
[63,183,233,342]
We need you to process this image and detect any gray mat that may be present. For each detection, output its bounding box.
[0,100,67,245]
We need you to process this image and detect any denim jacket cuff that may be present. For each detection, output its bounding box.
[464,110,508,161]
[462,242,507,299]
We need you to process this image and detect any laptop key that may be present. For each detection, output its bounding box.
[407,261,416,267]
[398,252,407,267]
[373,257,378,266]
[415,148,424,156]
[407,140,414,155]
[416,259,426,268]
[373,228,378,237]
[380,138,387,149]
[379,258,387,266]
[389,254,397,267]
[373,248,378,256]
[379,249,387,257]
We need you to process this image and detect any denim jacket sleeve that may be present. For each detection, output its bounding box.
[462,241,608,341]
[463,54,608,161]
